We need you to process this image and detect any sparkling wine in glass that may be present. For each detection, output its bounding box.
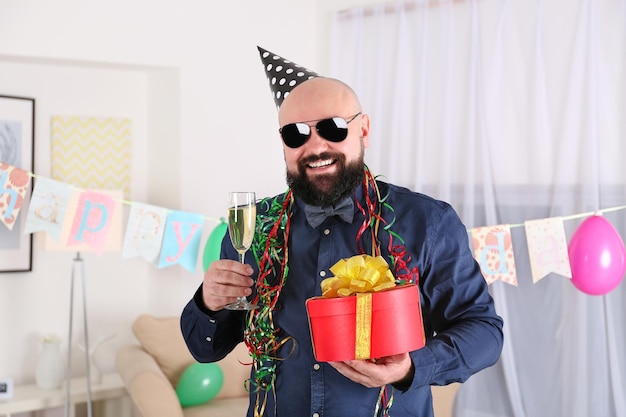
[225,192,258,310]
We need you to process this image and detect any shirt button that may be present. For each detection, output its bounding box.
[313,413,320,417]
[323,228,330,235]
[205,336,212,342]
[209,319,216,323]
[319,271,326,277]
[313,363,320,371]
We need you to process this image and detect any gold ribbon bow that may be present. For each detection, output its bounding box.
[320,254,396,298]
[320,255,396,360]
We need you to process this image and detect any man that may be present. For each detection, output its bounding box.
[181,47,503,417]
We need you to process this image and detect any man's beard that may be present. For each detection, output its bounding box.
[286,151,364,207]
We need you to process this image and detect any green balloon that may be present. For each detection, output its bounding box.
[176,362,224,407]
[203,220,227,272]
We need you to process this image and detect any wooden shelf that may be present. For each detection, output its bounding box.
[0,373,128,417]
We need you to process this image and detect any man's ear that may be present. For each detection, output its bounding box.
[360,113,371,148]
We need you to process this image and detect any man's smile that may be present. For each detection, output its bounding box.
[307,158,336,170]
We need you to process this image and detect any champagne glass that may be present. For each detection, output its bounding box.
[225,192,259,310]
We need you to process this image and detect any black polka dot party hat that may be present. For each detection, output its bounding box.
[257,46,319,109]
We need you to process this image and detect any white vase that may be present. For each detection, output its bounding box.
[35,336,65,389]
[88,353,102,385]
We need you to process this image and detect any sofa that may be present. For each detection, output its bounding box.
[115,314,251,417]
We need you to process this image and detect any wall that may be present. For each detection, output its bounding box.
[0,0,322,389]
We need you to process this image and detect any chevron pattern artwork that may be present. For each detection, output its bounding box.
[51,116,131,197]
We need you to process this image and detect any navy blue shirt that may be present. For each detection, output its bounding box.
[181,180,503,417]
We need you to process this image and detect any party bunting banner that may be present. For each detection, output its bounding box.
[0,163,31,230]
[525,217,572,283]
[471,224,518,286]
[2,162,626,286]
[122,203,168,263]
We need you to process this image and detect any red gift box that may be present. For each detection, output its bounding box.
[306,284,425,362]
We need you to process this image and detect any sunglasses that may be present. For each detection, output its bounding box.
[279,112,362,149]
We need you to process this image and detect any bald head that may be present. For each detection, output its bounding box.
[278,77,362,127]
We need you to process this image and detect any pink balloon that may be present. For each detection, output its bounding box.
[568,215,626,295]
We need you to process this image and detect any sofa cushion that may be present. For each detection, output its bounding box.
[132,314,195,385]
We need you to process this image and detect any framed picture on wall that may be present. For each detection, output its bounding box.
[0,95,35,272]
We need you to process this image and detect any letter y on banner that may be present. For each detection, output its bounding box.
[158,210,204,272]
[471,224,518,286]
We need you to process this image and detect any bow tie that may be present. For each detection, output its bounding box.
[303,197,354,228]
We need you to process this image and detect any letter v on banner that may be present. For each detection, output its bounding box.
[471,224,518,286]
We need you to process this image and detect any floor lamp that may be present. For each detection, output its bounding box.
[66,252,92,417]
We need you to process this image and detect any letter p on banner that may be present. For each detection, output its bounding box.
[66,190,118,255]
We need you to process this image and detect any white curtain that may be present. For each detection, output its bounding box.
[329,1,626,416]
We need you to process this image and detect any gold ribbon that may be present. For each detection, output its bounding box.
[355,292,373,359]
